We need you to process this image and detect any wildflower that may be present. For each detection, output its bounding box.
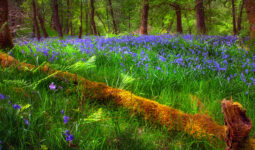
[156,66,161,70]
[0,140,1,144]
[63,130,74,142]
[245,69,248,74]
[49,82,56,90]
[13,104,21,110]
[24,119,29,125]
[246,91,248,95]
[61,109,65,115]
[58,86,63,90]
[0,93,5,100]
[63,116,69,124]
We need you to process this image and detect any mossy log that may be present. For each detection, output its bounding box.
[0,52,255,149]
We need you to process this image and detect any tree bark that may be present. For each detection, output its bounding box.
[0,0,14,50]
[32,0,41,41]
[65,0,70,34]
[175,4,183,34]
[196,0,206,34]
[32,18,36,38]
[140,0,149,35]
[53,0,63,37]
[90,0,97,35]
[78,0,83,39]
[243,0,255,39]
[107,0,117,34]
[37,5,49,38]
[231,0,237,35]
[237,0,244,33]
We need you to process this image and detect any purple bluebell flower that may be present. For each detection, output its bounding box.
[156,66,161,70]
[13,104,21,110]
[49,82,56,90]
[246,91,248,95]
[63,130,74,142]
[61,109,65,115]
[24,119,29,125]
[63,116,69,124]
[245,69,248,74]
[0,93,5,100]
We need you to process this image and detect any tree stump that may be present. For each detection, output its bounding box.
[222,99,253,150]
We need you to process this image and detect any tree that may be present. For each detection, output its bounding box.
[37,7,49,38]
[65,0,70,34]
[107,0,118,34]
[32,0,41,41]
[140,0,149,35]
[237,0,244,33]
[53,0,63,37]
[231,0,237,35]
[243,0,255,39]
[171,3,183,34]
[196,0,206,34]
[78,0,83,39]
[0,0,14,50]
[91,0,97,35]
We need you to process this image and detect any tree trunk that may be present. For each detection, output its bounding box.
[175,4,183,34]
[237,0,244,33]
[243,0,255,39]
[32,0,41,41]
[0,0,14,50]
[78,0,83,39]
[107,0,117,34]
[90,0,97,35]
[32,18,36,38]
[232,0,237,35]
[196,0,206,34]
[37,5,49,38]
[53,0,63,37]
[140,0,149,35]
[66,0,70,34]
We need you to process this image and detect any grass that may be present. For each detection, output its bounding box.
[0,34,254,149]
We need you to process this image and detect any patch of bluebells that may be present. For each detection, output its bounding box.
[15,34,255,95]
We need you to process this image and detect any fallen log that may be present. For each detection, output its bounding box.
[0,52,254,149]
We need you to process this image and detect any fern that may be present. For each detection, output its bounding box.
[67,55,96,72]
[118,73,135,89]
[3,79,32,88]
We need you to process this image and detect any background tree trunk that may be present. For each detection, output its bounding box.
[231,0,237,35]
[32,0,41,41]
[37,6,49,38]
[91,0,97,35]
[78,0,83,39]
[0,0,14,50]
[107,0,117,34]
[175,4,183,33]
[140,0,149,35]
[243,0,255,39]
[196,0,206,34]
[237,0,244,33]
[65,0,70,34]
[53,0,63,37]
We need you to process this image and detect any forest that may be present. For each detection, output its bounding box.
[0,0,255,149]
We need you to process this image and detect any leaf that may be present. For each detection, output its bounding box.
[83,108,104,123]
[40,145,48,150]
[21,104,31,112]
